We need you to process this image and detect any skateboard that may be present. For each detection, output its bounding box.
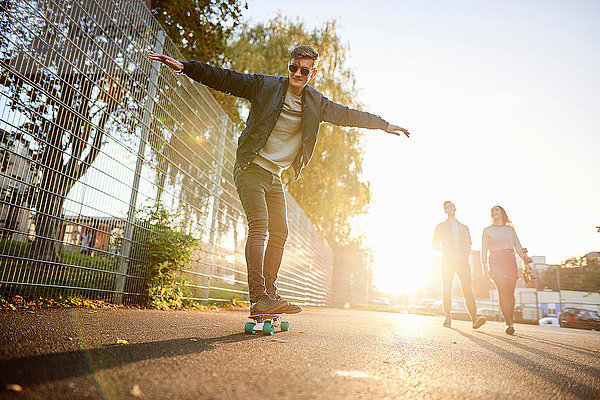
[244,313,290,335]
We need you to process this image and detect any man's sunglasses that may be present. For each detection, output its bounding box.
[288,64,314,77]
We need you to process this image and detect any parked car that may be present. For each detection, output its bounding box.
[538,317,560,327]
[427,300,444,315]
[558,307,600,330]
[369,297,390,306]
[450,301,470,321]
[408,299,437,315]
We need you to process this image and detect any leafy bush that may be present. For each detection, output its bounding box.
[140,206,199,309]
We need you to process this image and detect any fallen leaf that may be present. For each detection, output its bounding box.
[6,383,22,392]
[116,338,128,345]
[130,384,142,397]
[190,339,198,342]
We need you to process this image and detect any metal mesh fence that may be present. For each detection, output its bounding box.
[0,0,333,305]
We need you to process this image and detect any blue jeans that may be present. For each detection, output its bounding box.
[234,163,288,302]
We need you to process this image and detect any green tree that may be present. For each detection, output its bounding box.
[151,0,247,64]
[538,255,600,293]
[579,256,600,293]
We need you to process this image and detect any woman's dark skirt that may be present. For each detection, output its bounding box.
[489,249,518,280]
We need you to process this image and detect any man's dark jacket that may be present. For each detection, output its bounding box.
[432,220,472,266]
[181,61,389,179]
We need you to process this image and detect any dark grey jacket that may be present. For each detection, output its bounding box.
[181,61,389,179]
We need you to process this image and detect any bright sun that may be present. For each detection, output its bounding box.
[354,199,443,297]
[370,247,438,295]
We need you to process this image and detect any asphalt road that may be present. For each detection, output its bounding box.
[1,307,599,400]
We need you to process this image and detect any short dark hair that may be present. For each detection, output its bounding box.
[290,45,319,66]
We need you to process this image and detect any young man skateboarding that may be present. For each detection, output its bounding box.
[149,45,410,315]
[432,201,486,329]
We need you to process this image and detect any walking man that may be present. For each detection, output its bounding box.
[149,45,410,315]
[432,201,486,329]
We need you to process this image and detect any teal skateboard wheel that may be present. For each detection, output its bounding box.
[262,323,274,335]
[281,321,290,331]
[244,322,255,334]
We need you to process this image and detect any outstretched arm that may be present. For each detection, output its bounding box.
[148,51,259,101]
[320,97,410,137]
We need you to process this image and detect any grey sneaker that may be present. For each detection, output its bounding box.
[250,295,287,315]
[472,316,486,329]
[270,293,303,314]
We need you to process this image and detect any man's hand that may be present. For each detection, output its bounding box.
[385,124,410,138]
[148,51,184,72]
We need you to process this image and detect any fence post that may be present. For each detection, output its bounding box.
[114,30,165,304]
[202,115,229,304]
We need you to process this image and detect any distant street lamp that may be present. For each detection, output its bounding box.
[534,264,540,321]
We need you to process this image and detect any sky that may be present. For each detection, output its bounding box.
[243,0,600,294]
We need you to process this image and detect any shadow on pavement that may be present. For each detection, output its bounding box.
[479,331,600,379]
[0,332,256,387]
[452,329,599,399]
[517,334,600,358]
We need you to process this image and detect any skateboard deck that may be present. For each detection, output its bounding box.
[245,313,290,335]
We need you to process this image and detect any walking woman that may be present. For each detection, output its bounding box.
[481,206,532,335]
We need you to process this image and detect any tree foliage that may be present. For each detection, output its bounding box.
[151,0,247,125]
[151,0,247,65]
[538,255,600,293]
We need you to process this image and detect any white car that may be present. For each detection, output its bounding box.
[538,317,560,327]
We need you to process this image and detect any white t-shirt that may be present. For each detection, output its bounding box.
[450,221,460,249]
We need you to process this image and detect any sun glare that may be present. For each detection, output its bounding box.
[371,250,437,295]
